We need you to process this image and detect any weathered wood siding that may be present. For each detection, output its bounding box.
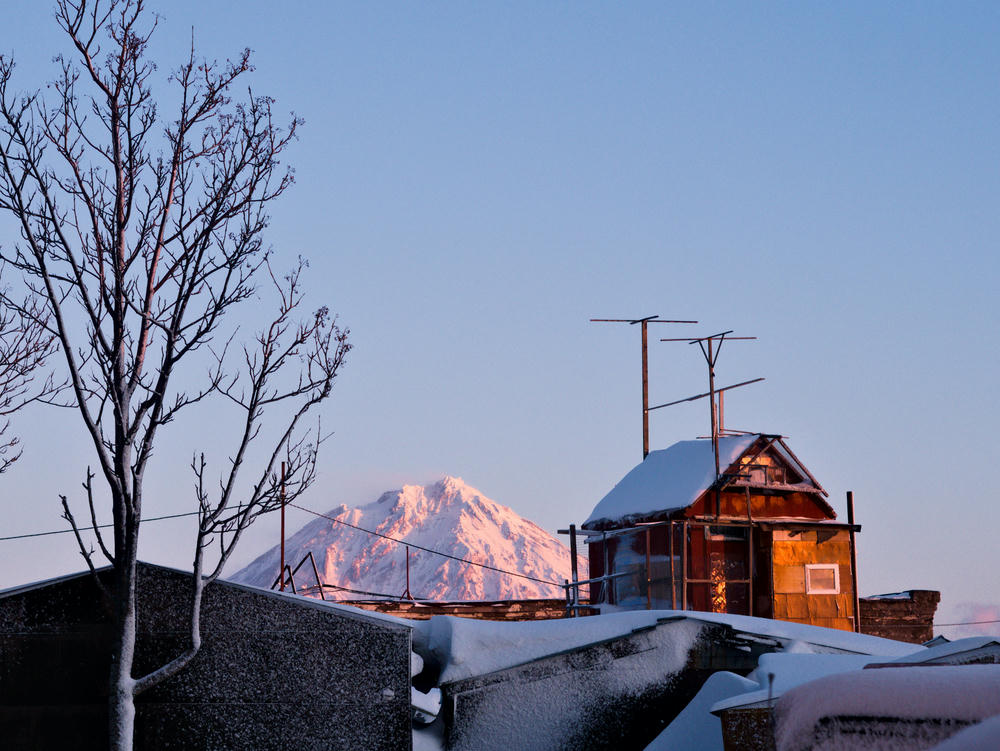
[687,490,831,520]
[770,529,855,631]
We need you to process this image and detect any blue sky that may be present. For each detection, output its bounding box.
[2,2,998,635]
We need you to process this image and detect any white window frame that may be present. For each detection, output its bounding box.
[805,563,840,595]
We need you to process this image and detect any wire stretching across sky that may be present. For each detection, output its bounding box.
[0,502,565,588]
[8,510,1000,627]
[286,501,563,587]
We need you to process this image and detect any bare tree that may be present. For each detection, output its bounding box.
[0,1,350,748]
[0,290,58,472]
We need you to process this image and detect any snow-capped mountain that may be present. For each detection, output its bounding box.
[230,476,587,601]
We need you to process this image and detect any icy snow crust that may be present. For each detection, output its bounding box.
[231,476,586,600]
[774,665,1000,751]
[583,435,758,528]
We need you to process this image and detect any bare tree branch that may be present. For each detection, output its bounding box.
[0,281,60,472]
[0,3,349,748]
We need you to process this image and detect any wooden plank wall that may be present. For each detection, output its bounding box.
[688,491,831,520]
[771,529,855,632]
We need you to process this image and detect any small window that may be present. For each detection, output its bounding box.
[704,525,748,542]
[805,564,840,594]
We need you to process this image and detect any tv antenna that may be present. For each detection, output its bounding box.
[656,331,763,480]
[591,315,697,459]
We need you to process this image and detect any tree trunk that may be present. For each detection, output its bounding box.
[109,562,138,751]
[109,679,136,751]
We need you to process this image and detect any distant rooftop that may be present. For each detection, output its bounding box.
[583,435,758,529]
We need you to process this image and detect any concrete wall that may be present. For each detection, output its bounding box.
[0,563,412,750]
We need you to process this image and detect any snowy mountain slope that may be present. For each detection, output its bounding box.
[230,476,587,601]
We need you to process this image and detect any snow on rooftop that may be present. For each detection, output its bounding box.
[646,671,759,751]
[411,608,917,688]
[774,665,1000,751]
[882,636,1000,664]
[928,713,1000,751]
[412,610,705,685]
[711,653,880,714]
[584,435,758,528]
[863,591,914,600]
[670,610,920,657]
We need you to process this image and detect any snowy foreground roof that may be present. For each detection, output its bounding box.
[774,665,1000,751]
[409,608,918,686]
[408,609,924,751]
[583,435,758,529]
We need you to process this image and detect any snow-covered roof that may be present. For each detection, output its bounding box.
[677,610,919,657]
[773,665,1000,751]
[583,435,758,529]
[710,653,882,713]
[412,610,707,685]
[412,609,918,687]
[0,561,414,632]
[647,671,760,751]
[878,636,1000,665]
[583,434,836,529]
[930,714,1000,750]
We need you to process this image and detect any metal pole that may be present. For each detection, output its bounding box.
[569,524,580,612]
[681,521,688,610]
[279,461,286,591]
[645,527,652,610]
[603,531,610,604]
[847,491,861,633]
[746,487,754,617]
[641,320,649,459]
[403,545,412,600]
[591,316,699,459]
[708,338,719,479]
[669,521,676,609]
[308,551,327,601]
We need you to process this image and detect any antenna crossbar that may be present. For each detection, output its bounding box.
[661,329,760,483]
[591,317,698,324]
[648,377,765,411]
[591,315,697,459]
[659,336,757,342]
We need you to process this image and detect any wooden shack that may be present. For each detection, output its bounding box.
[580,434,860,631]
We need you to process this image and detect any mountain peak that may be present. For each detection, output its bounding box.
[429,475,472,495]
[231,476,588,601]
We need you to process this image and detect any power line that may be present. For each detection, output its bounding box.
[0,510,201,541]
[286,501,564,587]
[1,501,565,588]
[17,505,997,628]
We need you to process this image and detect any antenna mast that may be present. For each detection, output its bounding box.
[591,316,697,459]
[659,331,760,481]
